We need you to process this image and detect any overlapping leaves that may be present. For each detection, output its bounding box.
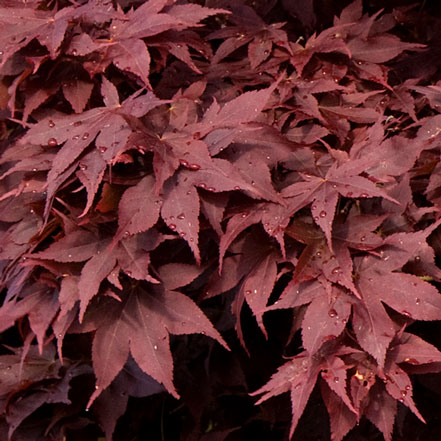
[1,0,441,440]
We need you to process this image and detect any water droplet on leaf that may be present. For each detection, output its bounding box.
[169,224,176,231]
[319,210,326,217]
[47,138,58,147]
[48,120,55,128]
[189,163,200,170]
[328,309,338,318]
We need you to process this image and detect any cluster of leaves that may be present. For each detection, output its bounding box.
[2,0,441,439]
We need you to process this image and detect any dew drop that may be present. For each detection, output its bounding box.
[314,216,319,221]
[316,251,322,257]
[234,186,240,190]
[295,383,302,389]
[328,308,338,318]
[415,256,421,262]
[72,135,80,140]
[189,163,201,170]
[319,210,326,218]
[48,120,55,128]
[402,310,412,318]
[68,254,72,258]
[333,376,339,383]
[401,389,407,397]
[179,231,186,237]
[79,163,87,171]
[331,267,341,275]
[82,132,89,140]
[47,138,58,147]
[169,224,176,231]
[98,146,107,153]
[179,159,189,167]
[245,290,252,294]
[311,204,317,210]
[123,231,130,237]
[415,298,421,305]
[360,193,368,198]
[241,212,249,218]
[360,235,366,242]
[154,345,158,350]
[177,213,185,220]
[405,385,411,391]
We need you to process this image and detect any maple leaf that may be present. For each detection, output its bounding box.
[365,382,397,441]
[209,4,288,67]
[288,25,351,76]
[388,332,441,367]
[251,351,321,437]
[284,217,359,295]
[348,34,424,64]
[351,222,441,369]
[89,1,227,87]
[301,285,352,355]
[321,382,357,441]
[115,174,162,243]
[0,1,121,69]
[240,250,279,337]
[85,286,228,408]
[252,347,360,438]
[282,156,399,252]
[161,172,201,263]
[78,242,117,322]
[19,77,167,218]
[93,357,164,440]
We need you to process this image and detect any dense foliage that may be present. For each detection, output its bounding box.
[2,0,441,440]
